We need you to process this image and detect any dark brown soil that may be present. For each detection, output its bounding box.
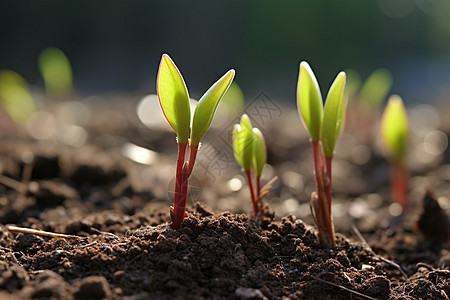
[0,100,449,299]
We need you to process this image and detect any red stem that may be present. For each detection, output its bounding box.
[325,155,332,210]
[256,176,261,200]
[311,141,326,195]
[245,170,259,216]
[172,163,189,229]
[171,143,187,229]
[187,145,199,177]
[391,160,408,211]
[171,143,200,229]
[310,140,335,246]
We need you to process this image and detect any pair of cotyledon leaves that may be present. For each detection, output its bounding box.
[380,95,409,162]
[157,54,235,146]
[233,114,266,178]
[297,62,347,157]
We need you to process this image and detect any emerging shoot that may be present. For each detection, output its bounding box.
[345,68,393,144]
[380,95,409,211]
[157,54,235,229]
[359,69,393,111]
[233,114,267,217]
[0,70,36,126]
[297,61,347,246]
[38,47,74,97]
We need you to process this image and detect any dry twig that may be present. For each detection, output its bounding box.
[7,225,83,239]
[352,224,408,279]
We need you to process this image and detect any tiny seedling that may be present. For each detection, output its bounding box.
[233,114,267,216]
[157,54,235,229]
[359,69,393,111]
[345,68,393,144]
[38,47,73,96]
[297,61,347,246]
[0,70,36,126]
[380,95,409,210]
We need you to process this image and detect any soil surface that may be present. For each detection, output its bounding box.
[0,100,449,299]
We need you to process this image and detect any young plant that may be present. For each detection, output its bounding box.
[233,114,267,216]
[0,70,36,126]
[157,54,235,229]
[345,68,393,144]
[38,47,74,97]
[297,62,346,247]
[380,95,409,211]
[359,69,393,111]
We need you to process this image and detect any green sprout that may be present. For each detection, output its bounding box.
[157,54,235,229]
[38,47,73,96]
[359,69,393,110]
[0,70,36,126]
[380,95,409,210]
[297,61,347,246]
[233,114,267,216]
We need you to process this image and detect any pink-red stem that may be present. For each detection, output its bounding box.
[325,156,332,210]
[310,141,335,246]
[245,170,259,216]
[187,145,199,177]
[256,176,261,200]
[391,160,408,211]
[172,143,188,228]
[171,143,200,229]
[172,163,189,229]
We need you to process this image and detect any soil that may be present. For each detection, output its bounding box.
[0,99,449,300]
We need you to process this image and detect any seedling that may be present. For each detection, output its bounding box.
[345,68,393,144]
[38,47,73,97]
[297,62,346,246]
[380,95,409,210]
[0,70,36,126]
[232,114,267,216]
[157,54,235,229]
[359,69,393,111]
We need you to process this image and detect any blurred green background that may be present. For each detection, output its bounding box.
[1,0,449,103]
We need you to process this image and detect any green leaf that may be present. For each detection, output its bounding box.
[380,95,409,161]
[38,47,73,94]
[252,128,266,178]
[359,69,392,109]
[190,69,235,147]
[297,61,323,142]
[233,114,254,172]
[0,70,36,125]
[157,54,191,144]
[322,72,347,157]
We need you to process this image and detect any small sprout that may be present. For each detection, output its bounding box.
[0,70,36,126]
[233,114,254,173]
[346,68,393,145]
[359,68,393,110]
[233,115,267,217]
[38,47,73,96]
[380,95,409,162]
[297,61,347,246]
[157,54,235,229]
[380,95,409,210]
